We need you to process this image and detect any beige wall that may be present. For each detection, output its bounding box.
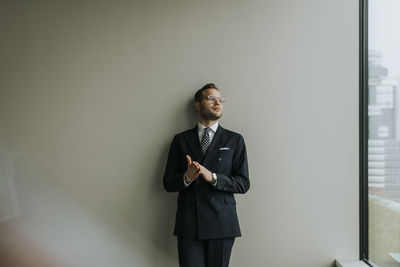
[0,0,359,266]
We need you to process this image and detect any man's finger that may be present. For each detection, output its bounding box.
[186,155,192,165]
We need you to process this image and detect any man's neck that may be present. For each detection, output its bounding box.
[198,118,218,128]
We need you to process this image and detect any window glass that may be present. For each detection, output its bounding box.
[368,1,400,266]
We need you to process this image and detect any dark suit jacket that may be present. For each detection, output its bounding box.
[163,124,250,240]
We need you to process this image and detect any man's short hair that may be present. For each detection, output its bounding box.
[194,83,219,102]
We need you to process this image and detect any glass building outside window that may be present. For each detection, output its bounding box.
[368,0,400,266]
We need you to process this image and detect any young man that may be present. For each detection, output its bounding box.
[163,83,250,267]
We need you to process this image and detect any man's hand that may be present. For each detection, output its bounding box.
[197,163,213,183]
[185,155,201,183]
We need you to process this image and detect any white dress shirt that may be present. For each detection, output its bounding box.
[183,121,219,186]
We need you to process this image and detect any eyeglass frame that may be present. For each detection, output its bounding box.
[202,95,226,103]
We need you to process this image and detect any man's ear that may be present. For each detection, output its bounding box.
[194,101,200,112]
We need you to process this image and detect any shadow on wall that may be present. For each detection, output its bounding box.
[147,97,199,259]
[0,98,199,267]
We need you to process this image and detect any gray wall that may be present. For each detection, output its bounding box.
[0,1,359,266]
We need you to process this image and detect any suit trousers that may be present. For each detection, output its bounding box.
[177,236,235,267]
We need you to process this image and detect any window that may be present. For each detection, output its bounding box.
[361,0,400,266]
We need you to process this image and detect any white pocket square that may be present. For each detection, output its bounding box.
[219,147,230,150]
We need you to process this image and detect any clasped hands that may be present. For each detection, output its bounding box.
[185,155,213,184]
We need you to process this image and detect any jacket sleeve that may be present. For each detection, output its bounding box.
[163,135,189,192]
[215,135,250,194]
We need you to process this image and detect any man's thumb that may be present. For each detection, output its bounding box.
[186,155,192,165]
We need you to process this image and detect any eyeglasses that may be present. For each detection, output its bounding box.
[203,95,226,103]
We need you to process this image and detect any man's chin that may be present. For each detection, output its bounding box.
[214,111,222,119]
[210,114,222,120]
[201,109,222,121]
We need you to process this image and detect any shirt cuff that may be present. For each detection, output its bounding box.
[183,172,192,187]
[211,173,218,187]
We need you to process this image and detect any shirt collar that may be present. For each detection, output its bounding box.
[198,121,219,134]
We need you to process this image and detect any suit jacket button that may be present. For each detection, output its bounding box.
[218,157,222,161]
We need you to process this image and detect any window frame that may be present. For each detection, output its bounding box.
[359,0,369,263]
[359,1,385,266]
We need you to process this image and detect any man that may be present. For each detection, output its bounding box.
[163,83,250,267]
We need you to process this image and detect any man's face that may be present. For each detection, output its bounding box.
[196,88,224,121]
